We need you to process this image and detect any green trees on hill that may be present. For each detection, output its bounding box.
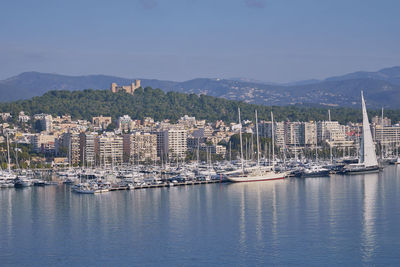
[0,87,399,124]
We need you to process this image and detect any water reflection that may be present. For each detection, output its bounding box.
[226,180,284,259]
[0,167,399,266]
[361,173,379,263]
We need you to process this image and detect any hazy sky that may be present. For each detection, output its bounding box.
[1,0,399,82]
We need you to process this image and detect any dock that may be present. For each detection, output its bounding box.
[131,179,228,190]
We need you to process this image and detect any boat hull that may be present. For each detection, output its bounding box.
[301,171,330,178]
[344,166,380,175]
[226,172,286,183]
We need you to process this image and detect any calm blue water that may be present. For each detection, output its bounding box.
[1,166,400,266]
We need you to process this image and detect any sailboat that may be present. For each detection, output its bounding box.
[226,109,287,182]
[344,91,380,174]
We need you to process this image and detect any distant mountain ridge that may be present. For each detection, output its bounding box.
[1,66,400,108]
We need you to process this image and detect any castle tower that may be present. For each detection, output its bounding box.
[111,83,117,93]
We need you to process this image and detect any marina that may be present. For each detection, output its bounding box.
[0,91,392,193]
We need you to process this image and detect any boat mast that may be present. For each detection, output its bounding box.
[381,107,384,159]
[255,110,260,167]
[6,132,11,172]
[238,107,244,173]
[328,109,333,164]
[271,111,275,171]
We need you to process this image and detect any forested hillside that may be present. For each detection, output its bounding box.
[1,87,399,124]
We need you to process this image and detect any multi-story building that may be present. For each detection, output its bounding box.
[317,121,346,145]
[192,127,213,139]
[92,116,112,130]
[123,132,157,163]
[200,144,226,156]
[58,132,81,165]
[18,111,30,123]
[287,122,304,146]
[258,121,273,138]
[32,133,56,154]
[34,113,52,132]
[372,116,391,127]
[0,113,11,121]
[178,115,196,128]
[374,125,400,144]
[275,122,286,148]
[118,115,134,133]
[155,128,187,159]
[97,133,123,167]
[79,132,97,167]
[304,122,317,146]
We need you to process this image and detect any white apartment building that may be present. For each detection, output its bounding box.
[123,132,158,162]
[80,132,97,167]
[317,121,346,145]
[98,133,123,167]
[157,128,187,159]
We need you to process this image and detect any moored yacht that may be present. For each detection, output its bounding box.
[226,109,287,182]
[301,165,330,178]
[14,176,32,188]
[344,91,379,174]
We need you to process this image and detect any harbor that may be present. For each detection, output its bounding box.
[1,91,398,193]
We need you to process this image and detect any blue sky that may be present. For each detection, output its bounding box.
[1,0,399,82]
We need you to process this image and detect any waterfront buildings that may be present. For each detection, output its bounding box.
[5,106,400,168]
[156,127,188,159]
[97,133,123,168]
[58,132,81,165]
[79,132,97,167]
[123,132,158,163]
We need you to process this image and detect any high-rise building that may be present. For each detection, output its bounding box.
[275,122,286,147]
[97,133,123,167]
[317,121,345,145]
[123,132,158,163]
[33,113,53,132]
[154,128,187,159]
[79,132,97,167]
[304,122,317,146]
[59,132,81,165]
[287,122,304,146]
[374,125,400,144]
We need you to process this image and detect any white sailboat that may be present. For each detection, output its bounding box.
[344,91,380,174]
[226,109,287,182]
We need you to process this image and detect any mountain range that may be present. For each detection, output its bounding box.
[1,66,400,108]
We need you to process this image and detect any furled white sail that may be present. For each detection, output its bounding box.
[361,91,378,167]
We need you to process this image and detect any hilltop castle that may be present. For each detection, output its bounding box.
[111,80,141,94]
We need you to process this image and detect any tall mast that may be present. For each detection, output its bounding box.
[271,111,275,171]
[238,107,244,172]
[229,141,232,162]
[329,110,333,164]
[6,132,11,172]
[255,110,260,167]
[381,107,384,159]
